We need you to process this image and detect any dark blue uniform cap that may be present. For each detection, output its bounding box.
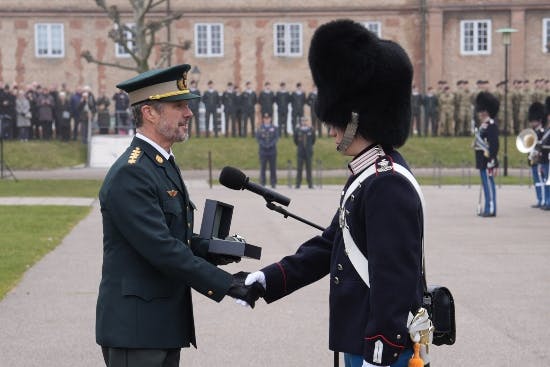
[116,64,200,105]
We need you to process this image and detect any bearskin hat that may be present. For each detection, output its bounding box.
[475,92,500,119]
[528,102,545,122]
[545,96,550,118]
[308,19,412,148]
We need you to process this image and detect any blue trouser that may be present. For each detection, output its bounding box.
[532,165,543,206]
[480,168,496,215]
[540,163,550,206]
[259,154,277,187]
[344,349,413,367]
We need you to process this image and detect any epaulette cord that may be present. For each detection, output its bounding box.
[128,147,142,164]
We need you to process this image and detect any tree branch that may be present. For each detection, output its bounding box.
[81,50,139,72]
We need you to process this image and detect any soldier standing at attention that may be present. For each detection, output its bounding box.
[307,85,321,137]
[255,112,278,188]
[438,85,455,136]
[456,80,473,136]
[410,84,422,136]
[188,80,201,137]
[423,86,438,136]
[291,82,306,133]
[241,81,257,137]
[473,92,500,217]
[275,82,290,137]
[202,80,220,137]
[294,117,316,188]
[96,64,264,367]
[222,82,237,137]
[258,81,275,118]
[525,102,547,208]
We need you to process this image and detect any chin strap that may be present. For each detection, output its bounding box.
[336,112,359,152]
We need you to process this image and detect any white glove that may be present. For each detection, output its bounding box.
[407,308,434,344]
[362,361,388,367]
[234,271,266,308]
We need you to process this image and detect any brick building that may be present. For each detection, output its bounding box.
[0,0,548,94]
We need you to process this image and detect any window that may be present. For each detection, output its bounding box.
[543,18,550,53]
[195,23,224,57]
[363,21,382,37]
[35,23,64,57]
[115,23,136,57]
[460,20,491,55]
[273,23,302,57]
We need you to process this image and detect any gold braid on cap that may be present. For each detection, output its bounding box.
[150,71,190,100]
[337,112,359,152]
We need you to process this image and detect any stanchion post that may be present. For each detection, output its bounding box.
[208,151,212,189]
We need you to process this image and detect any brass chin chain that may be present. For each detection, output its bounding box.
[336,112,359,152]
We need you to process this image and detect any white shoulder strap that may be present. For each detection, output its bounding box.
[340,163,426,287]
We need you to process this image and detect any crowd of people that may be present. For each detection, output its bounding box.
[413,78,550,137]
[0,83,132,142]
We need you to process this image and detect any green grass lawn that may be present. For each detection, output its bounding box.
[1,135,527,171]
[0,205,91,300]
[0,179,102,197]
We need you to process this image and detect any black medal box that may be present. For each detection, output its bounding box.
[200,199,262,259]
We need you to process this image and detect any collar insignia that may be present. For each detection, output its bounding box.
[127,147,142,164]
[155,154,164,164]
[376,157,393,173]
[167,190,178,197]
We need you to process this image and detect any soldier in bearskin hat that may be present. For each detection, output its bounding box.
[473,92,500,217]
[525,102,547,208]
[240,19,430,367]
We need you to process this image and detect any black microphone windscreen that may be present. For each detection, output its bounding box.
[219,166,247,190]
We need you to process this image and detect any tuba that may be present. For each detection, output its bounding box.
[516,128,540,165]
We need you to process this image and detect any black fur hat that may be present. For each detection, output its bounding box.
[475,92,500,119]
[528,102,545,122]
[308,19,412,148]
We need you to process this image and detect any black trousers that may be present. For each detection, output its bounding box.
[102,347,180,367]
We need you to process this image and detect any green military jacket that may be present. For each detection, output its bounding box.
[96,137,232,349]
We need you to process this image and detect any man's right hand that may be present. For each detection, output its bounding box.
[227,272,265,308]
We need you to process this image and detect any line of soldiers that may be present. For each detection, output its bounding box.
[187,80,323,138]
[411,78,550,137]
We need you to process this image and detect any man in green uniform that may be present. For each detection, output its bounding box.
[438,85,455,136]
[96,64,263,367]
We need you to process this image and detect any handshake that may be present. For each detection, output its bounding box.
[227,271,266,308]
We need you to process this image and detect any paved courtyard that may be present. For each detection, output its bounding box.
[0,184,548,366]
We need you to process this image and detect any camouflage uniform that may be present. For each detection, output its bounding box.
[438,88,455,136]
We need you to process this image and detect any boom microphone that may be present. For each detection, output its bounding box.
[219,166,291,206]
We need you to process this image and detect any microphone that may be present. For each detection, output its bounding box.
[219,166,291,206]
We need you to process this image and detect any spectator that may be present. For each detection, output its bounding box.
[56,91,72,141]
[96,89,111,135]
[15,89,31,141]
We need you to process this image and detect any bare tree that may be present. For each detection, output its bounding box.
[81,0,191,73]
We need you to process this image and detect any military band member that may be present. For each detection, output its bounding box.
[256,112,278,188]
[474,92,500,217]
[539,98,550,210]
[526,102,546,208]
[96,64,264,367]
[293,116,316,188]
[242,20,425,367]
[519,80,533,130]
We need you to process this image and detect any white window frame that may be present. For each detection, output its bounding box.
[460,19,492,55]
[115,23,136,58]
[363,21,382,38]
[194,23,224,57]
[273,23,303,57]
[543,18,550,53]
[34,23,65,58]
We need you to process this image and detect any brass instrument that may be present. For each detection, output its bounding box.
[516,128,540,165]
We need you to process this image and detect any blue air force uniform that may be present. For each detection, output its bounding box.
[475,118,499,216]
[256,120,279,187]
[260,146,423,366]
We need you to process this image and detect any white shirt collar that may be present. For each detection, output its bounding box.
[135,132,173,160]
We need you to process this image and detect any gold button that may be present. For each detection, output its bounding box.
[207,290,213,296]
[396,334,401,340]
[334,276,340,284]
[393,353,398,357]
[337,264,343,271]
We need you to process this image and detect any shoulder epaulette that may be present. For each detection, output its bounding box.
[127,146,142,165]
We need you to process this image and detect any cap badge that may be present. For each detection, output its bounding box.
[177,71,188,91]
[155,154,164,164]
[167,190,178,197]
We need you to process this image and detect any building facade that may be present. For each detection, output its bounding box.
[0,0,548,94]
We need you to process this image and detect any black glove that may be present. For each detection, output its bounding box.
[227,271,266,308]
[208,253,241,266]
